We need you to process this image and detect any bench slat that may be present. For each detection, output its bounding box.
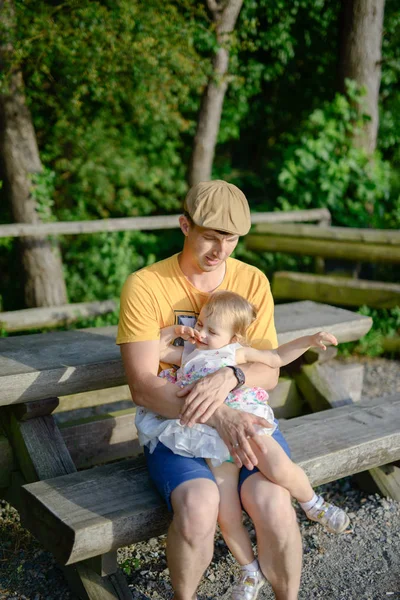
[0,302,372,406]
[20,394,400,565]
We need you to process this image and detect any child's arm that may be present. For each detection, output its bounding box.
[236,332,338,368]
[160,325,202,365]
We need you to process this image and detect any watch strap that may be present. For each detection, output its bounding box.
[226,365,245,391]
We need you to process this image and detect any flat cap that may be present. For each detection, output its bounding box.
[183,180,251,236]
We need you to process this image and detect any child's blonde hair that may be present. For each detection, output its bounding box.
[202,290,257,344]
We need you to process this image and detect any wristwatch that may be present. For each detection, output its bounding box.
[226,365,245,391]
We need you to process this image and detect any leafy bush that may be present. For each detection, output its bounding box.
[276,82,393,228]
[339,306,400,357]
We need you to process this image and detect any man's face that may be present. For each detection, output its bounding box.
[182,219,239,272]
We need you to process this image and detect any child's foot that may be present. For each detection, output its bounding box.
[231,569,267,600]
[304,495,350,533]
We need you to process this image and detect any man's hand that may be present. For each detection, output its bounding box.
[211,404,274,470]
[177,367,235,427]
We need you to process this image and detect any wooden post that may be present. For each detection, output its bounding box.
[0,398,133,600]
[293,361,400,500]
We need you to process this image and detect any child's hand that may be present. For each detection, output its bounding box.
[175,325,203,344]
[310,331,338,351]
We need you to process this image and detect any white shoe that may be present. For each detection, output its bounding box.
[305,496,350,533]
[231,569,267,600]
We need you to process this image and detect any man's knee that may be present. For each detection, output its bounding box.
[171,479,220,543]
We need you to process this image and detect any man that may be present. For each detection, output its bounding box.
[117,180,302,600]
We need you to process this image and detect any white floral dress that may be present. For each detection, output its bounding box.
[135,342,276,467]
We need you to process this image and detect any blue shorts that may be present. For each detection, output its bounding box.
[144,420,291,512]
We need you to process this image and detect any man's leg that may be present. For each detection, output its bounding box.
[168,478,220,600]
[240,473,302,600]
[145,443,220,600]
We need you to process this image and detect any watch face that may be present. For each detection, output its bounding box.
[236,367,245,386]
[232,366,245,388]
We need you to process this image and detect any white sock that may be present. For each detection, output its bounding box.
[299,493,319,512]
[241,558,259,572]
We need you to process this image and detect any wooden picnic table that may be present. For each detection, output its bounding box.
[0,300,372,406]
[4,300,400,600]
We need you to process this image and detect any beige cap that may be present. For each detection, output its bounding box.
[183,180,251,236]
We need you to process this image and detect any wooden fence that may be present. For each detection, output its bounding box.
[246,222,400,310]
[1,207,399,332]
[0,208,330,332]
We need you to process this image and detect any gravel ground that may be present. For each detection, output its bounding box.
[1,357,399,600]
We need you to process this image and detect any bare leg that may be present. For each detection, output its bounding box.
[250,435,314,503]
[208,460,255,565]
[168,478,220,600]
[241,473,302,600]
[251,436,350,535]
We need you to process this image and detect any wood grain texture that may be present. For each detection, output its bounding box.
[60,408,141,469]
[368,463,400,501]
[3,404,131,597]
[275,301,372,345]
[13,398,59,421]
[2,375,303,475]
[0,208,330,239]
[1,376,302,475]
[0,302,372,407]
[253,223,400,244]
[299,354,400,500]
[0,434,14,488]
[281,394,400,485]
[56,386,131,413]
[0,301,117,333]
[294,362,364,411]
[6,413,77,483]
[20,395,400,565]
[62,563,133,600]
[267,377,304,419]
[21,456,171,564]
[247,235,400,264]
[272,271,400,309]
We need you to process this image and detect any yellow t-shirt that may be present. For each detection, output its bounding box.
[117,254,277,360]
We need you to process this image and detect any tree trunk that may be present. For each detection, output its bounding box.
[338,0,385,154]
[0,0,67,307]
[189,0,243,186]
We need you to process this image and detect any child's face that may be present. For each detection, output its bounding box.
[194,307,236,350]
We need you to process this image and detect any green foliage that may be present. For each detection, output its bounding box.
[276,83,392,228]
[16,0,205,220]
[30,168,56,222]
[234,240,314,282]
[62,231,158,302]
[0,0,206,307]
[218,0,340,143]
[339,306,400,358]
[120,556,141,576]
[1,0,399,331]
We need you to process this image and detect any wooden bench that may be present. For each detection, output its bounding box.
[18,394,400,568]
[4,300,400,600]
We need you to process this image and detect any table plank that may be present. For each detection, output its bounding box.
[0,302,372,406]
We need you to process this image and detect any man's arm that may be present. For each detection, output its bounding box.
[120,340,185,418]
[235,361,279,389]
[177,361,279,427]
[121,340,272,470]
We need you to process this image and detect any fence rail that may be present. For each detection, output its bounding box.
[0,208,331,238]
